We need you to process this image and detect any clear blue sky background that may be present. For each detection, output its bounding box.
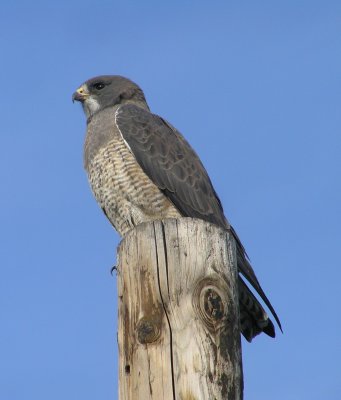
[1,1,340,399]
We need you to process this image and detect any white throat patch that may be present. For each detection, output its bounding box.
[83,97,101,119]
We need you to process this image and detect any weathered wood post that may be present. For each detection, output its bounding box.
[117,218,243,400]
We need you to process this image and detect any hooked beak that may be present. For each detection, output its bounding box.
[72,86,89,103]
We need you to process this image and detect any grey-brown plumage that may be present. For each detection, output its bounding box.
[73,75,282,341]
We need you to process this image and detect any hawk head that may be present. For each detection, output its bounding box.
[72,75,148,120]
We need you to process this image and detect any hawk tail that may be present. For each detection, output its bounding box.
[231,227,282,340]
[238,277,276,341]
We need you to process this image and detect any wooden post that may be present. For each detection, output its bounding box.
[117,218,243,400]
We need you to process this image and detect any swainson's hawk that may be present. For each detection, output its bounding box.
[73,75,282,341]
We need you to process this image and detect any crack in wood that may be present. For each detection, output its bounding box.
[161,221,171,298]
[153,222,176,400]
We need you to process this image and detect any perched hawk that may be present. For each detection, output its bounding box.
[73,75,282,341]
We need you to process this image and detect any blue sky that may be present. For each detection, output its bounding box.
[1,1,340,399]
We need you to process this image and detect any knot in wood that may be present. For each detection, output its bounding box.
[204,288,224,321]
[193,277,227,331]
[136,317,161,344]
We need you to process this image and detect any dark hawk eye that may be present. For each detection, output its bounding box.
[93,82,105,90]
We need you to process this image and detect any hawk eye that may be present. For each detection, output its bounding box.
[93,82,105,90]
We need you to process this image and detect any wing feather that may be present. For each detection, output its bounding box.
[116,104,227,228]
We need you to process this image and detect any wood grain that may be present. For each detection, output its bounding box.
[117,218,243,400]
